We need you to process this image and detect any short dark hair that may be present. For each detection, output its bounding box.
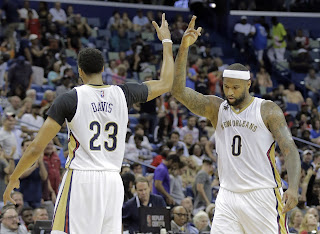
[166,154,180,163]
[225,63,248,71]
[77,48,104,75]
[21,207,33,215]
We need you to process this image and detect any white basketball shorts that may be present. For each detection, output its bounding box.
[51,169,124,234]
[211,187,288,234]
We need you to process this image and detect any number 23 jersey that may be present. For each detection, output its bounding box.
[47,83,148,171]
[214,97,281,192]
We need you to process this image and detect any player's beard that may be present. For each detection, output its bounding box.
[227,90,246,107]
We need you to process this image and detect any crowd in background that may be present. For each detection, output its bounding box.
[0,0,319,233]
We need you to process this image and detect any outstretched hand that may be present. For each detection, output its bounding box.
[3,179,20,205]
[181,15,202,49]
[282,187,298,214]
[152,13,171,41]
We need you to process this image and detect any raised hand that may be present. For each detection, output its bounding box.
[152,13,171,41]
[181,15,202,49]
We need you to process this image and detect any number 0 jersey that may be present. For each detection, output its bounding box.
[214,97,281,192]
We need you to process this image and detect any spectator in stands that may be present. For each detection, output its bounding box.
[43,23,61,54]
[32,207,49,222]
[233,16,255,54]
[172,21,185,44]
[252,17,268,65]
[0,113,19,160]
[128,124,152,150]
[4,96,21,117]
[11,192,24,217]
[306,164,320,206]
[0,204,28,234]
[299,213,318,234]
[20,207,33,231]
[290,44,312,73]
[110,26,131,52]
[25,89,36,104]
[154,115,173,144]
[169,131,189,157]
[306,208,320,229]
[256,66,273,95]
[107,11,122,31]
[133,9,149,32]
[7,56,33,100]
[56,76,71,97]
[65,5,76,25]
[0,144,15,207]
[302,149,314,172]
[193,210,211,232]
[121,172,135,203]
[206,203,215,225]
[120,163,131,176]
[197,117,208,138]
[19,139,48,208]
[20,104,44,137]
[1,0,20,49]
[295,29,309,49]
[0,53,10,94]
[288,209,303,233]
[171,205,199,234]
[268,16,287,62]
[121,12,133,31]
[170,161,186,205]
[19,0,38,20]
[125,134,152,164]
[193,158,213,215]
[283,83,304,106]
[181,197,194,220]
[310,120,320,145]
[189,143,205,167]
[75,15,92,44]
[312,152,320,179]
[67,25,81,53]
[37,1,49,25]
[180,116,199,144]
[304,68,320,105]
[296,103,311,122]
[49,2,67,26]
[153,154,180,206]
[122,176,166,234]
[30,34,49,68]
[47,62,61,88]
[25,10,41,39]
[131,163,143,178]
[43,140,60,194]
[40,90,55,108]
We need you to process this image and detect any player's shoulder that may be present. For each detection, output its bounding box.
[261,100,284,124]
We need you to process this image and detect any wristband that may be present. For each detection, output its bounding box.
[162,39,173,44]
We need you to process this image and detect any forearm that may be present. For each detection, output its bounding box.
[172,46,188,98]
[10,142,44,181]
[144,43,173,101]
[284,149,301,190]
[155,183,171,198]
[38,161,48,181]
[20,164,37,179]
[198,187,210,205]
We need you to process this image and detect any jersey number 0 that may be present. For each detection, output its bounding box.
[232,135,242,156]
[89,121,118,151]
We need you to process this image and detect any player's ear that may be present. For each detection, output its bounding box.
[247,80,251,90]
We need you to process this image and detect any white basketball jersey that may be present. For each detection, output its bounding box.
[65,85,128,171]
[215,97,281,192]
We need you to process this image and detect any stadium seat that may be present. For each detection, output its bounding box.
[291,72,306,85]
[32,66,45,86]
[97,29,112,39]
[286,102,300,117]
[36,92,44,101]
[42,85,55,92]
[31,84,42,92]
[309,39,320,49]
[141,32,155,41]
[87,17,101,28]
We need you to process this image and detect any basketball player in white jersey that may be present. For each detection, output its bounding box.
[4,14,174,234]
[172,16,301,233]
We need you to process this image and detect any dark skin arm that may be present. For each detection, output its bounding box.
[261,101,300,213]
[171,16,223,128]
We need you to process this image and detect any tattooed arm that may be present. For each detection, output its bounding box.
[172,16,223,127]
[144,13,174,101]
[262,101,300,213]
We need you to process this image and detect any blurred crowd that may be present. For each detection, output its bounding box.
[0,0,319,234]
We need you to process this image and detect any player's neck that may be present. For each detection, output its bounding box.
[83,75,104,85]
